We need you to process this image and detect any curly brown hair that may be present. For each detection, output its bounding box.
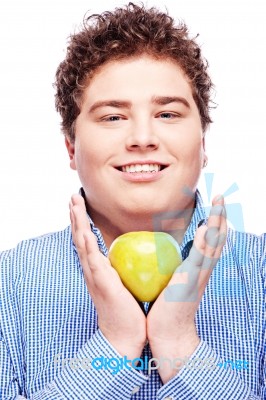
[54,2,214,142]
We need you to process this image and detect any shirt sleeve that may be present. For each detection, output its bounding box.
[30,330,148,399]
[157,340,264,400]
[1,326,148,400]
[0,329,24,399]
[0,249,26,399]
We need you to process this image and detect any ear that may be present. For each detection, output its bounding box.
[201,134,208,168]
[202,134,206,151]
[65,137,77,170]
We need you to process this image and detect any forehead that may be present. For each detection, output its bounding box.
[82,55,194,103]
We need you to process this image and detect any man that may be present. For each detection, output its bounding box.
[1,3,265,399]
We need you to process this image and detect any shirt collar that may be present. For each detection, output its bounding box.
[181,190,207,247]
[74,188,207,261]
[179,190,207,259]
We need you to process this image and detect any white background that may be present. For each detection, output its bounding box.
[0,0,265,251]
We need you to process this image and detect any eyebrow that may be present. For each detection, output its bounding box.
[152,96,190,109]
[89,100,131,113]
[88,96,190,113]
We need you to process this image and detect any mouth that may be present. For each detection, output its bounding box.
[116,163,168,173]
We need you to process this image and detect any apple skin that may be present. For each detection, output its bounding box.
[108,231,182,302]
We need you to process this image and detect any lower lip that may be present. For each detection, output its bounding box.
[115,168,166,182]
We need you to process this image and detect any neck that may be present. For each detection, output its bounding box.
[85,199,196,250]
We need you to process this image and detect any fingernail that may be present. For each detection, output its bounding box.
[214,194,224,203]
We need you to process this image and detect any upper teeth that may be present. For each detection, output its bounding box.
[122,164,161,173]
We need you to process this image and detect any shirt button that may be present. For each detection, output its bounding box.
[163,397,175,400]
[131,386,140,394]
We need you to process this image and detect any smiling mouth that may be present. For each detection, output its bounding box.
[116,163,168,173]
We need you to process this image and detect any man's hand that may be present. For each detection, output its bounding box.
[147,195,227,383]
[70,194,146,360]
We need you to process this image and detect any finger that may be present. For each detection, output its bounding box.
[183,225,207,289]
[174,225,207,287]
[198,198,227,293]
[83,232,107,272]
[71,194,91,243]
[164,197,227,303]
[70,209,100,285]
[208,195,227,258]
[213,208,227,260]
[70,195,108,273]
[69,194,92,267]
[71,193,86,207]
[71,204,92,249]
[69,194,86,234]
[69,200,79,257]
[164,226,207,302]
[71,194,87,223]
[187,225,207,267]
[69,202,75,230]
[203,195,225,263]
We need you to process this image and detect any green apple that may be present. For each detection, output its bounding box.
[108,231,182,302]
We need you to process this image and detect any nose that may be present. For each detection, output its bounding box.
[125,121,159,151]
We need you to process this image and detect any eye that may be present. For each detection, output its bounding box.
[102,115,122,122]
[158,112,179,119]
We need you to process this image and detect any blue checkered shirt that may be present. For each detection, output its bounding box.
[1,192,265,399]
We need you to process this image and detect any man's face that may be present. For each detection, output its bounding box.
[66,55,205,227]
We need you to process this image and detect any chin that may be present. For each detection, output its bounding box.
[126,201,170,218]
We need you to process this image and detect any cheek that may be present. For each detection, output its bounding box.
[74,138,98,169]
[74,142,113,187]
[179,136,204,161]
